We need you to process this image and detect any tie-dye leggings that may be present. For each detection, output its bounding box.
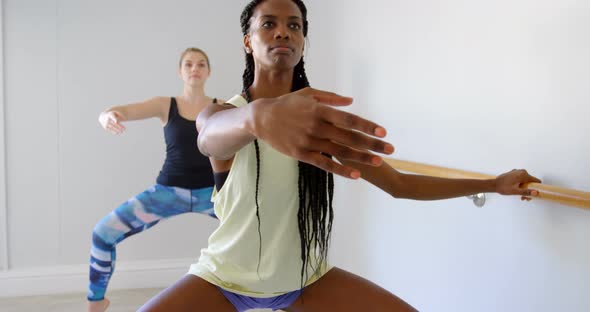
[87,184,215,301]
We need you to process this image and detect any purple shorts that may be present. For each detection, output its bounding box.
[217,287,303,311]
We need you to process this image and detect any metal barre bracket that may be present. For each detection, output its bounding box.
[467,193,486,207]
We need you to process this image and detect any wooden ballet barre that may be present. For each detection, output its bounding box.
[384,158,590,211]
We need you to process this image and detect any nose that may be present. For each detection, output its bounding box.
[274,24,290,40]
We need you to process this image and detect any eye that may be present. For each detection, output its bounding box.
[262,21,274,28]
[289,23,302,30]
[184,63,192,67]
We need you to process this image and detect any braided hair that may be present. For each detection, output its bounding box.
[240,0,334,287]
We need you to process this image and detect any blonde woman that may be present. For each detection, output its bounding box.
[87,48,223,312]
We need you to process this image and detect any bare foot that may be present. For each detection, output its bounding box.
[87,298,110,312]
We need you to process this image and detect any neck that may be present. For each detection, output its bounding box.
[248,67,294,100]
[181,85,207,104]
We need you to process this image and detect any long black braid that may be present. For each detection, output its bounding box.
[240,0,334,288]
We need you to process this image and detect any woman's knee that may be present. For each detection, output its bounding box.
[91,211,130,246]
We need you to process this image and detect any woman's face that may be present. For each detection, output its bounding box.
[245,0,305,71]
[179,52,210,86]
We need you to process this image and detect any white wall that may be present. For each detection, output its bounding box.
[0,0,8,273]
[320,1,590,311]
[0,0,247,296]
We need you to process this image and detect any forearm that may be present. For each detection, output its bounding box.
[101,97,168,122]
[340,158,497,200]
[197,101,258,160]
[393,174,496,200]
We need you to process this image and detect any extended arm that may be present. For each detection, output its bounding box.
[340,158,540,200]
[98,96,170,134]
[196,88,394,177]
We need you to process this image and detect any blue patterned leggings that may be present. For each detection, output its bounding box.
[87,184,215,301]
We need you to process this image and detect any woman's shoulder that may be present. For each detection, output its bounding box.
[147,96,173,105]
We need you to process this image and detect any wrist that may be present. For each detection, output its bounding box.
[246,98,271,138]
[488,178,499,193]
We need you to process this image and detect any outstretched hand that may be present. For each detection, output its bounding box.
[495,169,542,201]
[99,111,126,135]
[251,87,394,179]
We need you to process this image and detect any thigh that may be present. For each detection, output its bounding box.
[93,186,176,243]
[134,184,193,217]
[138,275,235,312]
[286,267,417,312]
[108,185,191,231]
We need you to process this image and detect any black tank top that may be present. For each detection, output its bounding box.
[156,97,214,189]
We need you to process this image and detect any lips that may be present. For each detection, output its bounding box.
[270,45,294,53]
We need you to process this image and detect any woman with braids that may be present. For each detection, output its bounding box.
[139,1,540,311]
[87,47,223,312]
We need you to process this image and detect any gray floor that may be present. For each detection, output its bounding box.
[0,288,275,312]
[0,288,162,312]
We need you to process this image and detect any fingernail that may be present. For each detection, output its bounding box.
[384,144,394,154]
[372,156,382,166]
[350,171,361,179]
[374,127,386,137]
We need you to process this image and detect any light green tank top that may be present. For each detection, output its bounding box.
[188,95,330,298]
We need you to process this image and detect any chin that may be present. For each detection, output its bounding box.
[271,58,299,70]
